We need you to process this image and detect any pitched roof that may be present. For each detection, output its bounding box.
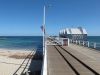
[82,28,87,34]
[70,28,82,34]
[60,27,87,35]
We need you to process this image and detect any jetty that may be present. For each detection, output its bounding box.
[42,37,100,75]
[41,5,100,75]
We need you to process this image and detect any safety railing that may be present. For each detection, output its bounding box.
[70,39,100,50]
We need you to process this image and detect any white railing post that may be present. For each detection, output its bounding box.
[71,39,73,43]
[68,38,69,46]
[83,41,84,46]
[94,43,96,49]
[72,39,73,43]
[79,41,80,45]
[76,40,77,44]
[70,39,72,43]
[73,40,74,43]
[87,41,89,47]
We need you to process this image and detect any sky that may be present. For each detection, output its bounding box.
[0,0,100,36]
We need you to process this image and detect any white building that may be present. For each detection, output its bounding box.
[59,27,87,41]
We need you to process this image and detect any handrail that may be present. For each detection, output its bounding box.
[70,39,100,50]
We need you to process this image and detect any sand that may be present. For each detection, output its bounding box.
[0,48,34,75]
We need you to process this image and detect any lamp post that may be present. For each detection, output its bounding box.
[43,5,46,55]
[42,5,47,75]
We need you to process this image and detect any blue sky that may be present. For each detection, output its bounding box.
[0,0,100,36]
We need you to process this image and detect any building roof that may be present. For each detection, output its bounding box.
[82,28,87,34]
[70,28,82,34]
[60,27,87,35]
[65,28,70,34]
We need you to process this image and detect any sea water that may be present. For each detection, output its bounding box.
[87,36,100,43]
[0,36,100,51]
[87,36,100,50]
[0,36,43,51]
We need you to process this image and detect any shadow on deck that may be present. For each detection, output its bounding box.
[22,50,43,75]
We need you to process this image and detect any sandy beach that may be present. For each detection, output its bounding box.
[0,48,34,75]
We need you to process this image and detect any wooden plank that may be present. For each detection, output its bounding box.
[47,45,76,75]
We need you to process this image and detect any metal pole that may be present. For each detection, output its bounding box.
[43,6,46,55]
[42,5,47,75]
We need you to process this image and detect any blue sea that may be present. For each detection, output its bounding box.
[87,36,100,43]
[87,36,100,50]
[0,36,43,51]
[0,36,99,51]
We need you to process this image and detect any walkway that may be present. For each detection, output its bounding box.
[47,43,100,75]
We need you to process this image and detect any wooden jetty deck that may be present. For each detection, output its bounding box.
[46,42,100,75]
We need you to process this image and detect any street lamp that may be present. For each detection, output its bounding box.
[43,5,46,55]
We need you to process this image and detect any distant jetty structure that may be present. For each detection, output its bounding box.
[42,26,100,75]
[59,27,87,41]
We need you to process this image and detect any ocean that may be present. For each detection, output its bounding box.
[87,36,100,43]
[0,36,43,51]
[0,36,100,51]
[87,36,100,50]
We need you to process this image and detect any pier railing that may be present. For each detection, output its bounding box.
[70,39,100,50]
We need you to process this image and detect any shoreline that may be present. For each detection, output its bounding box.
[0,47,35,51]
[0,48,33,59]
